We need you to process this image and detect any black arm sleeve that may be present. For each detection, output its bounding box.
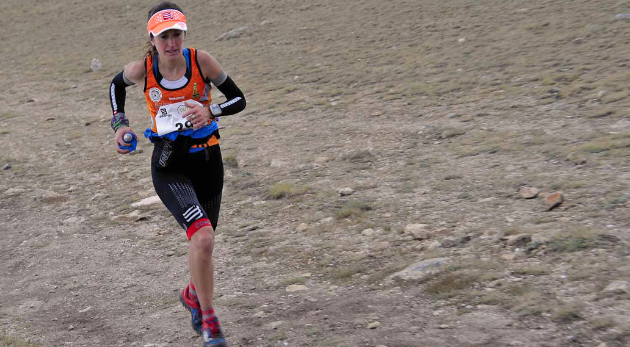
[214,76,246,116]
[109,71,133,115]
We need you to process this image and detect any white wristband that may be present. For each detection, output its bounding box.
[209,104,222,116]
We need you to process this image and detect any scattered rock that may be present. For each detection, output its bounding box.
[68,325,75,331]
[439,324,450,329]
[2,164,11,170]
[267,321,283,329]
[367,321,381,329]
[338,187,355,196]
[78,306,92,313]
[295,223,308,232]
[566,152,587,165]
[545,191,564,211]
[507,234,531,247]
[218,26,248,40]
[253,311,265,318]
[362,228,375,236]
[602,280,628,295]
[615,13,630,20]
[319,217,334,224]
[440,237,457,248]
[270,159,288,167]
[131,196,162,207]
[286,284,308,292]
[5,187,27,196]
[388,258,450,281]
[245,225,259,231]
[519,186,540,199]
[427,240,442,250]
[62,216,86,226]
[404,224,429,240]
[90,58,101,71]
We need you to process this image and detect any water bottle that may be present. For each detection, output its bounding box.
[119,132,137,152]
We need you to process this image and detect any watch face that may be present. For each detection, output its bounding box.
[210,104,221,116]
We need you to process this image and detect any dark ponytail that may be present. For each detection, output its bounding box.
[144,2,185,57]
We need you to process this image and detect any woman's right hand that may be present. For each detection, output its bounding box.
[114,126,135,154]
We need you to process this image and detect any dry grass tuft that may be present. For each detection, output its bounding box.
[335,200,373,219]
[42,195,70,204]
[547,227,603,253]
[0,334,42,347]
[552,303,582,323]
[268,182,309,199]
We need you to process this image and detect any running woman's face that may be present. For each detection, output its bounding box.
[152,30,185,59]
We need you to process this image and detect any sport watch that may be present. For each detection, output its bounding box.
[209,104,222,117]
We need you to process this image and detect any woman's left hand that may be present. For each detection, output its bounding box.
[182,101,211,130]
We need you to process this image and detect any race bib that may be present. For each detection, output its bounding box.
[154,100,203,135]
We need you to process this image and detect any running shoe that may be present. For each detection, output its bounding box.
[179,286,202,335]
[202,327,227,347]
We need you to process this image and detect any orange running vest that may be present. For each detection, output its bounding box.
[144,48,219,147]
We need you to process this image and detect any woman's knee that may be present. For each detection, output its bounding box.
[190,226,215,254]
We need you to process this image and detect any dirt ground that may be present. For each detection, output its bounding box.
[1,0,629,346]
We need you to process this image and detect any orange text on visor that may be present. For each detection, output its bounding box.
[147,9,187,37]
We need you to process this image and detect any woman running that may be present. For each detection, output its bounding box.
[108,2,246,346]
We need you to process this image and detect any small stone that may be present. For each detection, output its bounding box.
[296,223,308,232]
[519,186,540,199]
[68,325,75,331]
[270,159,287,167]
[545,191,564,211]
[367,321,381,329]
[507,234,531,247]
[218,26,248,40]
[427,240,442,250]
[440,237,457,248]
[602,280,628,295]
[388,258,450,281]
[2,164,11,170]
[338,187,355,196]
[439,324,450,329]
[131,195,161,208]
[319,217,334,224]
[615,13,630,20]
[268,321,283,329]
[253,311,265,318]
[286,285,308,292]
[90,58,101,71]
[362,228,375,236]
[404,223,429,240]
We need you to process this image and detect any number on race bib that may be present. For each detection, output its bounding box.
[155,100,202,135]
